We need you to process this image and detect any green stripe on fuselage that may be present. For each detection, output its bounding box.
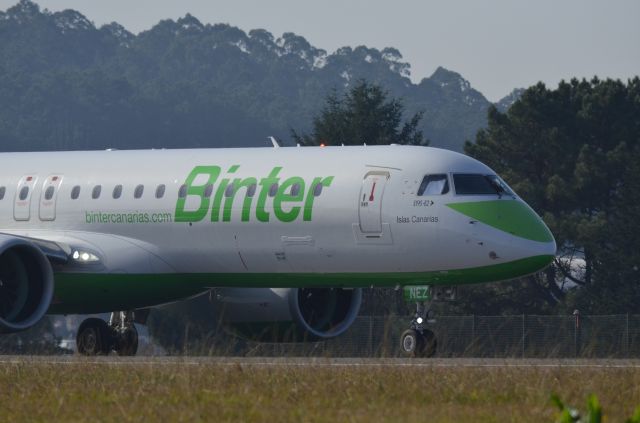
[48,255,554,314]
[446,200,554,243]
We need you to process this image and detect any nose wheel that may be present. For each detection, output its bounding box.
[400,300,437,358]
[76,311,139,356]
[400,328,437,357]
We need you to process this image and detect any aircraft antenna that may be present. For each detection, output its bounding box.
[268,136,281,148]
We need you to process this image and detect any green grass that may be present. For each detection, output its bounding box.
[1,360,639,422]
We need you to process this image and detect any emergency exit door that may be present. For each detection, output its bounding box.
[39,175,63,221]
[358,172,390,233]
[14,175,37,221]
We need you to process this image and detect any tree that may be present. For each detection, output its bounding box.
[464,77,640,314]
[291,80,427,146]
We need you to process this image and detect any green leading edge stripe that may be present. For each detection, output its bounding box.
[446,200,554,243]
[48,255,554,314]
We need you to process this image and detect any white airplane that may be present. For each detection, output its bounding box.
[0,144,555,357]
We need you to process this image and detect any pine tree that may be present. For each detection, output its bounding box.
[292,80,427,146]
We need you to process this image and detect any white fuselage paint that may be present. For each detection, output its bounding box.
[0,145,553,279]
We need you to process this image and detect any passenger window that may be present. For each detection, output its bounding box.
[71,185,80,199]
[268,183,278,197]
[0,186,5,200]
[418,175,449,196]
[134,184,144,199]
[313,183,323,197]
[246,184,257,197]
[19,186,29,201]
[113,184,122,199]
[290,183,301,196]
[224,184,234,197]
[92,185,102,199]
[178,184,187,198]
[204,184,213,198]
[44,186,55,200]
[453,174,499,195]
[156,184,166,199]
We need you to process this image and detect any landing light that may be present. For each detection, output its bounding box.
[71,250,100,263]
[416,317,423,324]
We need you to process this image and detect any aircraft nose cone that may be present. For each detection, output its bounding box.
[447,200,554,243]
[447,199,556,273]
[510,205,556,272]
[545,236,557,258]
[528,236,556,266]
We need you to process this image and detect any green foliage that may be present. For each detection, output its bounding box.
[549,393,640,423]
[0,1,490,152]
[451,274,558,315]
[465,77,640,314]
[627,407,640,423]
[291,80,426,146]
[551,393,581,422]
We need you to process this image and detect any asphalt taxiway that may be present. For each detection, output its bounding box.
[2,356,640,368]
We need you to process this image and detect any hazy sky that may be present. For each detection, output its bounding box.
[2,0,638,101]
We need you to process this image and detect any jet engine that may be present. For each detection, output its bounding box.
[212,287,362,342]
[0,235,54,333]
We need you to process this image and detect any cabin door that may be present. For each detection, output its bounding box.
[14,175,37,221]
[39,175,63,221]
[358,171,390,233]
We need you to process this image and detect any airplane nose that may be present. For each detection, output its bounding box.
[447,199,554,243]
[510,202,557,265]
[506,205,556,272]
[543,234,557,258]
[527,235,556,266]
[447,199,556,272]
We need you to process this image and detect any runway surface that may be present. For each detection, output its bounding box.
[2,356,640,368]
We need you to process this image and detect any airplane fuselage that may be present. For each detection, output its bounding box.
[0,145,556,314]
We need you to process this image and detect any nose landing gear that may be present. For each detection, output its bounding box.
[400,301,437,357]
[76,311,138,356]
[399,285,456,358]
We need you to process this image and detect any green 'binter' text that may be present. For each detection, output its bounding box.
[174,165,334,223]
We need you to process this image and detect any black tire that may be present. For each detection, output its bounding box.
[76,318,111,356]
[400,329,423,357]
[115,325,139,356]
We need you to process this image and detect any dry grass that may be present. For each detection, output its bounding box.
[0,359,639,422]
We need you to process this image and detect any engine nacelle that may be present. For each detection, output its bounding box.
[0,235,54,333]
[212,287,362,342]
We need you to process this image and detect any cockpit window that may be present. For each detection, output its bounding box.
[486,175,515,197]
[453,174,514,196]
[417,174,449,195]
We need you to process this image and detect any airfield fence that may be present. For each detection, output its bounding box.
[3,314,640,358]
[239,314,640,358]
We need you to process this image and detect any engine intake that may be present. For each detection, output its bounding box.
[213,287,362,342]
[292,288,361,339]
[0,235,54,333]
